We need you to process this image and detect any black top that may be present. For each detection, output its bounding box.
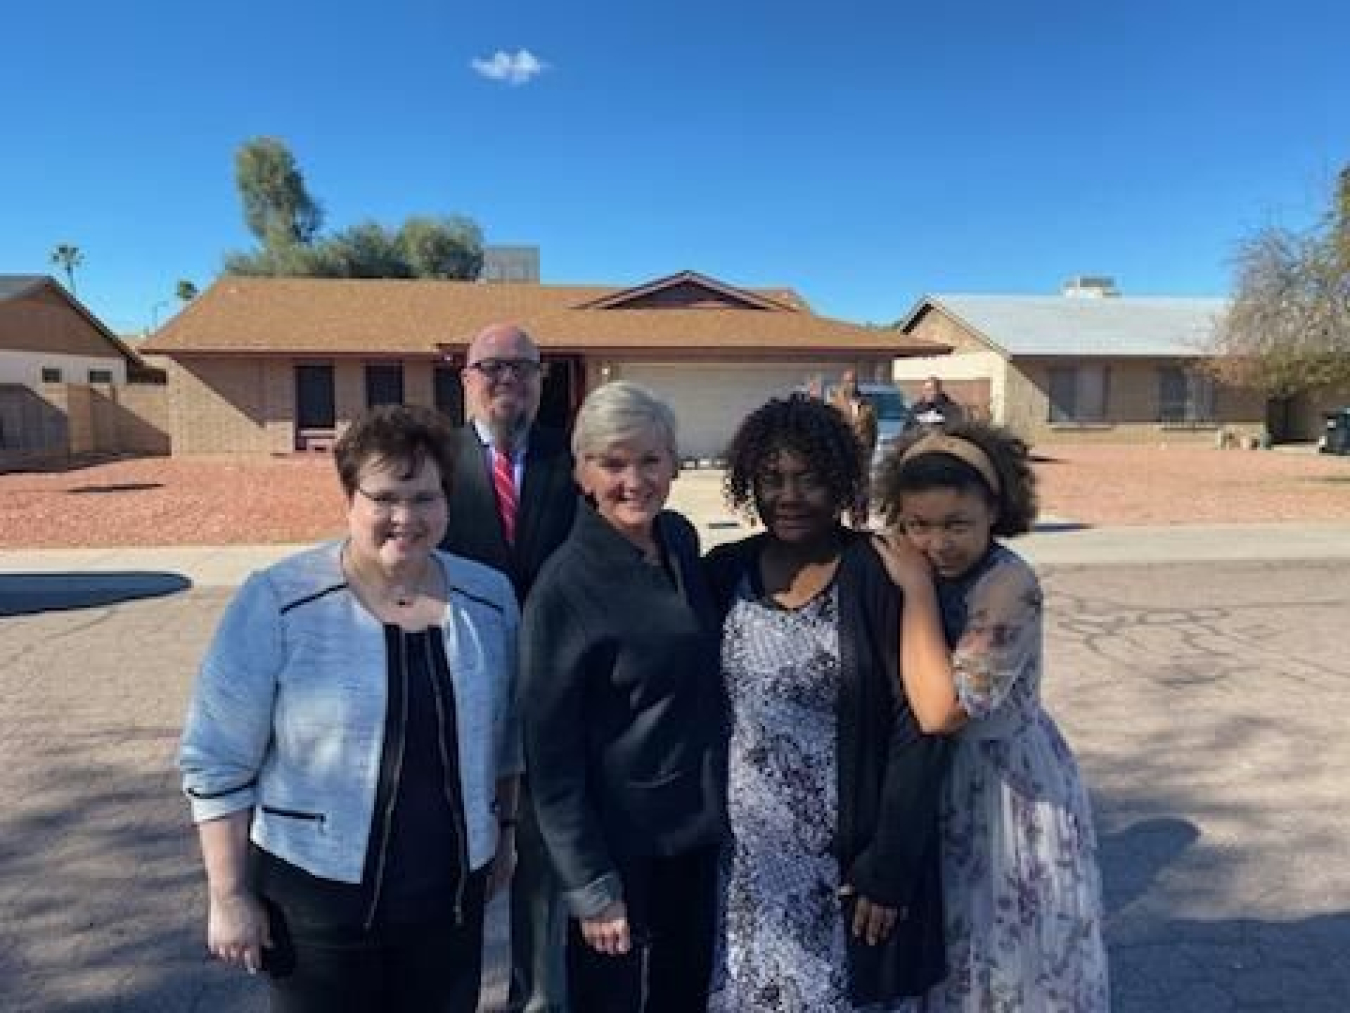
[252,627,468,940]
[376,627,466,925]
[439,424,578,601]
[521,504,727,915]
[705,529,949,1005]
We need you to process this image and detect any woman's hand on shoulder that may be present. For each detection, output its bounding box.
[207,889,272,975]
[871,532,932,591]
[580,900,631,955]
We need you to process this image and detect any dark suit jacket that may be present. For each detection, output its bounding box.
[439,424,578,601]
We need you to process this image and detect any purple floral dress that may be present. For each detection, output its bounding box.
[927,544,1109,1012]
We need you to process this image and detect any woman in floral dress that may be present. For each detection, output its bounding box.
[874,423,1109,1012]
[705,395,948,1012]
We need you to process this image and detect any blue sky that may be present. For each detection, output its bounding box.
[3,0,1346,333]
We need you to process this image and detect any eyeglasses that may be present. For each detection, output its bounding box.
[467,358,545,381]
[357,487,446,515]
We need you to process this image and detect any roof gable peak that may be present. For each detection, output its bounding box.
[578,270,795,312]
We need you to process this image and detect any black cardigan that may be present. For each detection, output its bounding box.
[704,529,949,1005]
[521,504,726,919]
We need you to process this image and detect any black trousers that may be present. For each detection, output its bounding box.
[566,845,719,1013]
[262,870,487,1013]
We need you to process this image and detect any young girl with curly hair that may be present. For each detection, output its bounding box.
[873,422,1109,1013]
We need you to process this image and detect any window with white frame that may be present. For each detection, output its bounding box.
[41,367,62,383]
[88,369,114,384]
[1157,366,1215,424]
[1048,365,1109,424]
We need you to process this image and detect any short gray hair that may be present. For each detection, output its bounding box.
[571,381,679,461]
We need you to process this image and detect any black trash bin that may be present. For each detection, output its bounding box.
[1321,408,1350,455]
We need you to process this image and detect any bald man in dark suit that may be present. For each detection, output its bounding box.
[440,323,577,1012]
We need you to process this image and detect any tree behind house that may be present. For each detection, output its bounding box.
[223,137,483,281]
[1209,166,1350,394]
[235,137,323,248]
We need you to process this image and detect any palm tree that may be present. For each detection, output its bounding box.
[175,279,199,302]
[50,244,84,294]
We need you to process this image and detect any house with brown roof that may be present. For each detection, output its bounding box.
[0,275,154,387]
[1,275,166,469]
[893,279,1270,444]
[142,270,944,458]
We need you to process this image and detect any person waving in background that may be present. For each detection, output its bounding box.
[872,422,1109,1013]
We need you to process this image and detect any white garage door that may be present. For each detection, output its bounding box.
[617,361,838,460]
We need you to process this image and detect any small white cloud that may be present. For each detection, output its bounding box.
[471,48,548,86]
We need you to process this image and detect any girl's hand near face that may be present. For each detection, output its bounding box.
[871,533,933,592]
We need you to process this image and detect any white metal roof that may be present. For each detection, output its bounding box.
[921,294,1229,358]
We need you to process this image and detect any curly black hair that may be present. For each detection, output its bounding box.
[723,393,865,520]
[873,421,1038,537]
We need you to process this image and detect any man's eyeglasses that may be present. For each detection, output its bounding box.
[467,358,545,381]
[357,488,446,515]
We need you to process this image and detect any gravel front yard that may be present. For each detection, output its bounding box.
[1,445,1348,548]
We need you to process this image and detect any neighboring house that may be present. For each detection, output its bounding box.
[141,270,945,459]
[893,279,1268,443]
[0,275,150,387]
[1,275,166,468]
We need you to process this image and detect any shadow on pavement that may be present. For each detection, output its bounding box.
[67,482,165,495]
[0,571,191,616]
[1101,816,1200,916]
[1034,520,1091,533]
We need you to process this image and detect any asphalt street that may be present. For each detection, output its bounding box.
[1,537,1348,1011]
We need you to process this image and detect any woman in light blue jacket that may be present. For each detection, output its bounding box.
[179,405,520,1013]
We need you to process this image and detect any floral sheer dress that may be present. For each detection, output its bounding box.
[927,544,1109,1013]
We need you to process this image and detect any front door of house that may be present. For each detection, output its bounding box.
[539,356,580,431]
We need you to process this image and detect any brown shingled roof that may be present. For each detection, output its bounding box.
[143,272,944,359]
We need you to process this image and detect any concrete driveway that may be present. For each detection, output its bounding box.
[2,549,1349,1011]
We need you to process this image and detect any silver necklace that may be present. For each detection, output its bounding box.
[344,546,427,610]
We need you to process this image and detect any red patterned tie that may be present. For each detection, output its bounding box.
[492,448,518,545]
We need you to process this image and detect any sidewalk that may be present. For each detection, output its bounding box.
[2,523,1349,589]
[2,470,1348,596]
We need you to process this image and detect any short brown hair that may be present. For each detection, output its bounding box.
[334,405,457,498]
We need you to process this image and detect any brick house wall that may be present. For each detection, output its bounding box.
[166,358,291,455]
[1010,358,1266,444]
[167,356,452,456]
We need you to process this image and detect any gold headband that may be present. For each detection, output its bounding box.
[898,433,1001,495]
